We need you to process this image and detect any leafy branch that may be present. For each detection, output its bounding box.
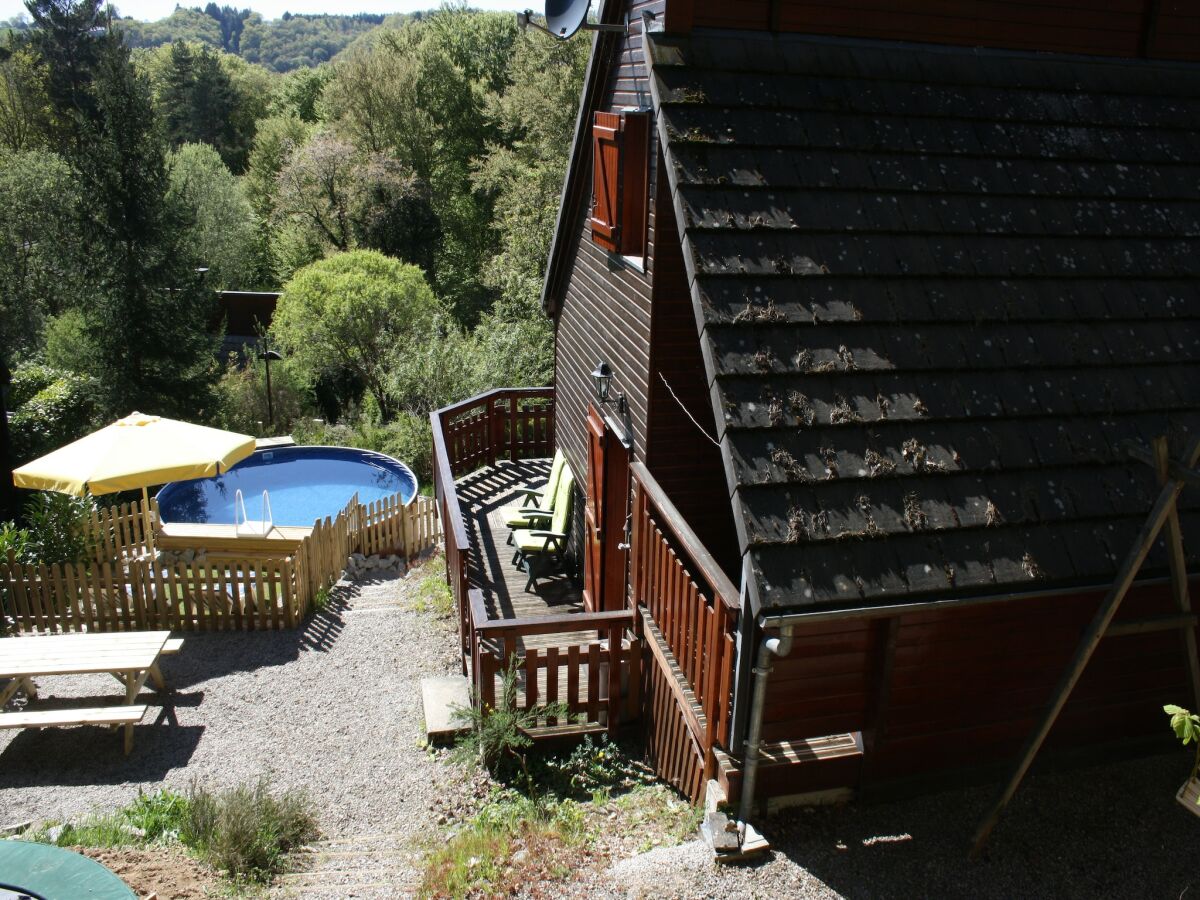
[1164,703,1200,796]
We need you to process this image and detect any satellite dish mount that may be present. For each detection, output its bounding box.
[518,1,655,40]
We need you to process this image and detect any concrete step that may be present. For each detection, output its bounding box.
[420,675,471,742]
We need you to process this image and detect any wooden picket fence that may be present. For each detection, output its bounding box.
[0,492,441,635]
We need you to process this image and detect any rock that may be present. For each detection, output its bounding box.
[512,849,529,864]
[45,824,65,843]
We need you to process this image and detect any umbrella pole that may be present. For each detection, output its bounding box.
[141,486,155,555]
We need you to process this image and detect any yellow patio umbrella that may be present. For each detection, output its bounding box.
[12,412,256,502]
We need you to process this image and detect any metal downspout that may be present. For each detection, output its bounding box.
[737,623,794,838]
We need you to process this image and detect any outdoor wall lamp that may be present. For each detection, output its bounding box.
[591,361,627,415]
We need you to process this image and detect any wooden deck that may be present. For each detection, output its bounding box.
[457,459,591,653]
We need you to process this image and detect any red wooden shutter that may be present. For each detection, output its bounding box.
[590,112,622,252]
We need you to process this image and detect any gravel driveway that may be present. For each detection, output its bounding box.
[0,566,462,850]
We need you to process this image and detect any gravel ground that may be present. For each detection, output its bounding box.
[0,563,464,885]
[570,751,1198,900]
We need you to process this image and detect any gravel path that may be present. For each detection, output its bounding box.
[573,751,1198,900]
[0,563,465,895]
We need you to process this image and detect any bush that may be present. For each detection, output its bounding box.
[43,309,93,374]
[8,363,60,408]
[2,492,96,566]
[182,779,318,882]
[211,349,313,437]
[9,367,98,465]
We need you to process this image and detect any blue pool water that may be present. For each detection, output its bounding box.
[155,446,418,527]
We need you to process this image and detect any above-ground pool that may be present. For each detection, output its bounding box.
[155,446,418,528]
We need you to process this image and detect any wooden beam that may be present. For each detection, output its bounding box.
[971,435,1200,855]
[1107,613,1200,637]
[859,616,899,795]
[1154,436,1200,711]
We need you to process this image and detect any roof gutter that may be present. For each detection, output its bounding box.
[755,575,1173,630]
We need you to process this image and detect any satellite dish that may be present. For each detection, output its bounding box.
[545,0,592,39]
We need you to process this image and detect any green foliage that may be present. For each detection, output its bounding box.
[413,569,453,618]
[167,143,261,289]
[269,65,330,122]
[212,349,312,436]
[8,362,60,407]
[15,491,96,565]
[0,45,52,151]
[1165,704,1200,794]
[0,148,81,354]
[43,309,92,373]
[419,787,583,899]
[182,778,318,882]
[118,8,223,53]
[291,411,432,485]
[160,41,246,171]
[272,250,441,421]
[452,656,572,781]
[8,365,98,465]
[539,735,655,800]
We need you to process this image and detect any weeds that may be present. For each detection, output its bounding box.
[413,571,454,618]
[311,586,331,613]
[32,788,189,848]
[183,779,318,883]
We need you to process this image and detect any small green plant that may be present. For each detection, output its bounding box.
[32,788,189,848]
[452,657,572,786]
[182,779,318,883]
[539,734,654,799]
[311,586,331,613]
[413,572,454,618]
[1165,704,1200,802]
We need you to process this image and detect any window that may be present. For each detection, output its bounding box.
[589,109,650,258]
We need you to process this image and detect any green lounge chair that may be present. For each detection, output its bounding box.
[499,449,566,535]
[511,468,575,591]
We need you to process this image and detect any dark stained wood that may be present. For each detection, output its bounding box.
[645,153,741,579]
[685,0,1200,62]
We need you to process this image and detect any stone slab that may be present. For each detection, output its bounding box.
[421,675,471,741]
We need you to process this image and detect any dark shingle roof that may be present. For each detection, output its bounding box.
[648,30,1200,613]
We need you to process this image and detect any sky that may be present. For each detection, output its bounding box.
[2,0,528,24]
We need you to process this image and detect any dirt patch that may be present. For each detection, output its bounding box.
[76,845,219,899]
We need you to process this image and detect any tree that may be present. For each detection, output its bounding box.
[160,40,245,170]
[167,142,260,289]
[29,0,218,418]
[0,148,81,353]
[271,250,440,420]
[244,110,309,219]
[0,44,52,150]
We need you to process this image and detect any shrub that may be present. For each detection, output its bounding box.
[35,788,189,848]
[452,657,571,784]
[43,309,93,374]
[8,363,60,408]
[9,367,98,465]
[182,779,318,882]
[211,348,312,436]
[4,492,96,566]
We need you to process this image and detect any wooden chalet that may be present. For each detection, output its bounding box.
[432,0,1200,844]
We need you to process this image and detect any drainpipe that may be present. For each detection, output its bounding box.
[737,622,794,839]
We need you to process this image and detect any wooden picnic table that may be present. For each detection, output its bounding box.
[0,631,182,754]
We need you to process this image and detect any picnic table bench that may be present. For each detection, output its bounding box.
[0,631,182,755]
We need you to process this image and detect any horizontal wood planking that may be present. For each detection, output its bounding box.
[686,0,1199,62]
[758,580,1200,782]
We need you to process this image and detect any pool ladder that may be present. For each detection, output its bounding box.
[235,489,274,536]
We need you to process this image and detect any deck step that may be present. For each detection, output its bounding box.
[421,675,470,742]
[0,705,148,729]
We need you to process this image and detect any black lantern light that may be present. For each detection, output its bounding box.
[258,343,284,428]
[590,361,627,415]
[591,362,613,403]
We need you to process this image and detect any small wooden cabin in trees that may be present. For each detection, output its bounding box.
[434,0,1200,829]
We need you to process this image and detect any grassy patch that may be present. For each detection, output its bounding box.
[418,789,584,899]
[26,779,317,887]
[611,785,704,854]
[411,559,454,618]
[311,586,331,613]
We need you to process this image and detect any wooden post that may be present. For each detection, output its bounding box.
[1154,436,1200,711]
[972,435,1200,855]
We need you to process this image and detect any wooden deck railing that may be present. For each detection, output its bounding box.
[467,591,640,733]
[630,462,741,796]
[431,387,557,670]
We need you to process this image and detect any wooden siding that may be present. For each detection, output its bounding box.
[552,0,666,499]
[681,0,1200,62]
[645,155,740,578]
[758,580,1200,795]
